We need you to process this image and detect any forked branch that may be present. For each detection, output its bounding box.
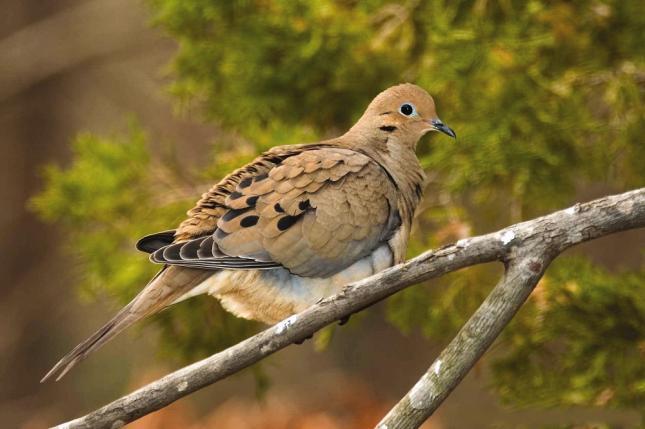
[377,254,549,428]
[53,188,644,429]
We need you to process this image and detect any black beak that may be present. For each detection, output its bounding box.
[430,118,456,139]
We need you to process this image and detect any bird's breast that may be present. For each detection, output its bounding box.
[200,245,393,324]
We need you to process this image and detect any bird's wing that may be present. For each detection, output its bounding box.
[150,147,401,278]
[173,143,332,241]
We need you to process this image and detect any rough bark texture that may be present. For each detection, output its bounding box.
[53,188,645,429]
[376,257,549,429]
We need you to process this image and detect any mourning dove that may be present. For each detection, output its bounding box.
[42,83,455,382]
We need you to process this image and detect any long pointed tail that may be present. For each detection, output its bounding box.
[41,266,212,382]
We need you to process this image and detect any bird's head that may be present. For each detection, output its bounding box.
[349,83,456,147]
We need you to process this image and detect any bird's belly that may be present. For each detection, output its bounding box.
[200,245,393,324]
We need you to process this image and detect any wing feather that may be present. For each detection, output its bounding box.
[146,147,400,278]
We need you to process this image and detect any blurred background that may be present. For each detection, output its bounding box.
[1,1,643,428]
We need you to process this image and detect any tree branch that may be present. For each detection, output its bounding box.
[53,188,644,429]
[377,254,549,428]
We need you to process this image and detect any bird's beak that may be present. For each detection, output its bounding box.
[429,118,456,139]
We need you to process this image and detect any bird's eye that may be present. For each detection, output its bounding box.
[399,103,416,116]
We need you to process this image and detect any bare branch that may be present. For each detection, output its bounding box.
[376,256,549,428]
[53,188,644,429]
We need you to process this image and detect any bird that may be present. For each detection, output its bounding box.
[41,83,455,382]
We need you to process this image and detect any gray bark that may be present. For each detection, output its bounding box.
[53,188,645,429]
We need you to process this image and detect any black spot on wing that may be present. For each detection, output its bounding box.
[239,177,253,189]
[298,200,311,211]
[246,195,259,206]
[240,215,259,228]
[277,215,301,231]
[254,172,268,182]
[222,207,252,221]
[274,203,284,213]
[229,191,243,200]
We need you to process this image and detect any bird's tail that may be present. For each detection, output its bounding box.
[41,266,212,382]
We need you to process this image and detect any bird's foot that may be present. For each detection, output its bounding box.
[338,315,351,326]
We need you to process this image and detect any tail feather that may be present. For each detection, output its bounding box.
[41,266,212,382]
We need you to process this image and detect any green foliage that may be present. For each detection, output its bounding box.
[31,124,158,300]
[149,0,403,132]
[386,265,502,339]
[32,0,644,417]
[492,257,645,410]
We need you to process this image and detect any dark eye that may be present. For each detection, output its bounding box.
[399,103,415,116]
